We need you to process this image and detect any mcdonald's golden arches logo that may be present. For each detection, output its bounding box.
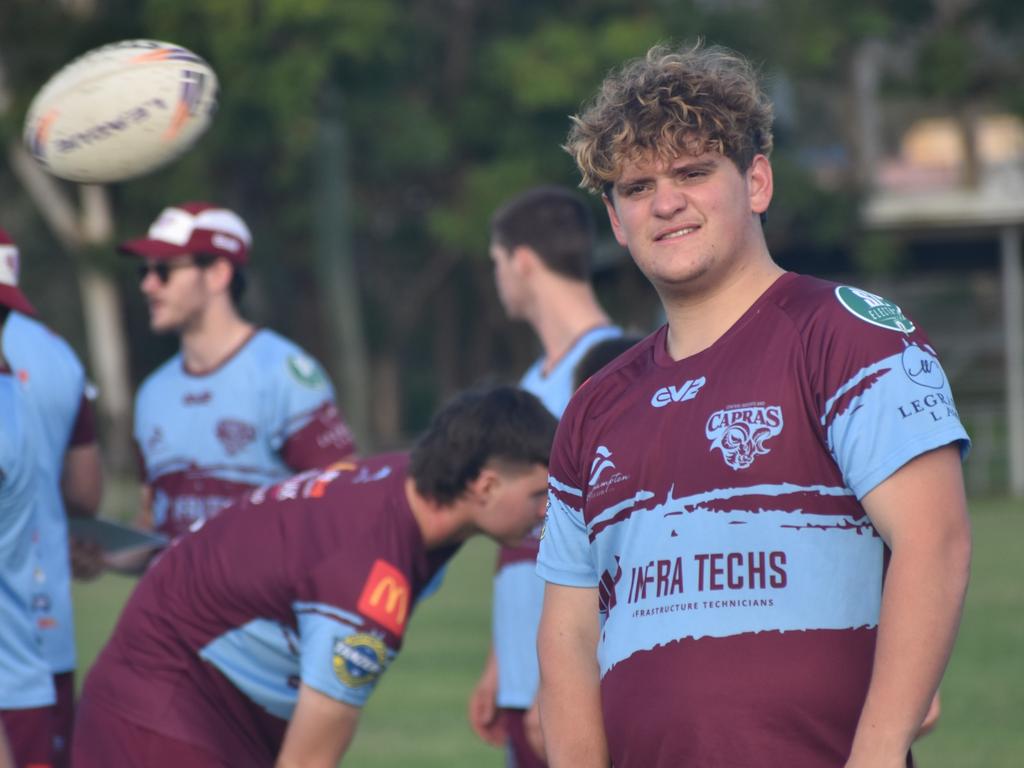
[357,559,410,636]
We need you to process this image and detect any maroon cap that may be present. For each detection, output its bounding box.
[118,202,252,265]
[0,228,37,316]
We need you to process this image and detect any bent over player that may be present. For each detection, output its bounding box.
[537,43,972,767]
[73,386,556,767]
[118,202,355,557]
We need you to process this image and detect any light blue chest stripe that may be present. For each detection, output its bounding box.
[820,356,897,426]
[198,618,302,720]
[589,482,854,529]
[293,601,365,628]
[549,475,582,497]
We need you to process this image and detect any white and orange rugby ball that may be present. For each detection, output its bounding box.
[23,40,218,184]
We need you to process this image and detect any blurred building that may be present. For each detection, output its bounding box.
[863,114,1024,498]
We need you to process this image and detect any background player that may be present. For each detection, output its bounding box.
[115,202,355,566]
[73,386,556,768]
[468,186,621,767]
[537,42,972,767]
[571,336,641,392]
[0,248,57,767]
[1,227,103,768]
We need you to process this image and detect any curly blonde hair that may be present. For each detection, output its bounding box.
[565,42,774,194]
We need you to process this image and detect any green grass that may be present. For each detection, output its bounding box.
[73,499,1023,767]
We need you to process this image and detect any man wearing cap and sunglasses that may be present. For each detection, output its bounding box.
[1,227,103,768]
[116,202,356,565]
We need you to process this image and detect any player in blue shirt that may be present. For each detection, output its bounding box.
[113,203,356,569]
[0,235,58,767]
[1,228,103,768]
[469,187,622,766]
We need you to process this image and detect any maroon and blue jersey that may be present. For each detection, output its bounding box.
[537,274,969,767]
[133,328,355,539]
[80,453,457,763]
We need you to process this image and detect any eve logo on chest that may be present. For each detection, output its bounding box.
[651,376,706,408]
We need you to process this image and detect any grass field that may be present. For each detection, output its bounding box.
[72,497,1023,767]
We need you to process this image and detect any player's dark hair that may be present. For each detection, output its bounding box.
[490,186,595,280]
[573,335,643,390]
[410,385,557,505]
[228,265,247,305]
[0,306,9,329]
[195,253,246,305]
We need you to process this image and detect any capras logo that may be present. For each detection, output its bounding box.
[651,376,706,408]
[706,404,784,470]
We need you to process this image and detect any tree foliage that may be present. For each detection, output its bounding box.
[2,0,1023,442]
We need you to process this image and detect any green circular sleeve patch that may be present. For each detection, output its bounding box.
[834,286,915,333]
[287,354,327,388]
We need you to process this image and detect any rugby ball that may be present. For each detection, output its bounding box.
[23,40,218,184]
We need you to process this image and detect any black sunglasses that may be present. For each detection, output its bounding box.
[137,254,216,284]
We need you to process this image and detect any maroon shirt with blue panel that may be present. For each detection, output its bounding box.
[537,274,969,767]
[76,454,457,766]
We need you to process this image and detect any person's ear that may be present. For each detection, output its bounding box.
[511,245,539,277]
[466,467,501,504]
[747,154,774,215]
[205,257,234,293]
[603,192,628,247]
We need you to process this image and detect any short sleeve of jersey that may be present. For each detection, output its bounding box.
[267,340,355,470]
[537,398,599,587]
[69,392,98,447]
[294,557,398,708]
[807,285,970,500]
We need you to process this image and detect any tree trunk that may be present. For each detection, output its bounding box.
[7,144,134,471]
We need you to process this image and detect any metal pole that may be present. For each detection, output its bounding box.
[1000,226,1024,497]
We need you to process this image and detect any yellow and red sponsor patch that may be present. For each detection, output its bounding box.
[357,559,409,636]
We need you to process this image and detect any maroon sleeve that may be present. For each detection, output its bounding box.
[68,393,98,447]
[133,439,147,482]
[280,401,357,471]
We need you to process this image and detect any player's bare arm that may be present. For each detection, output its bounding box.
[537,583,609,768]
[276,684,360,768]
[61,442,102,517]
[64,443,106,579]
[845,444,971,768]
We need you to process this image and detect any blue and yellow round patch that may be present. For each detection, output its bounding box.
[332,633,387,688]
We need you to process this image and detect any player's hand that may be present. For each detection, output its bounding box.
[524,698,546,761]
[468,653,506,746]
[69,536,106,581]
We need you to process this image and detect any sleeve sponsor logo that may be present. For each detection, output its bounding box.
[651,376,706,408]
[706,404,784,470]
[332,633,388,688]
[901,341,945,389]
[357,560,410,636]
[835,285,916,333]
[588,446,631,499]
[287,354,327,389]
